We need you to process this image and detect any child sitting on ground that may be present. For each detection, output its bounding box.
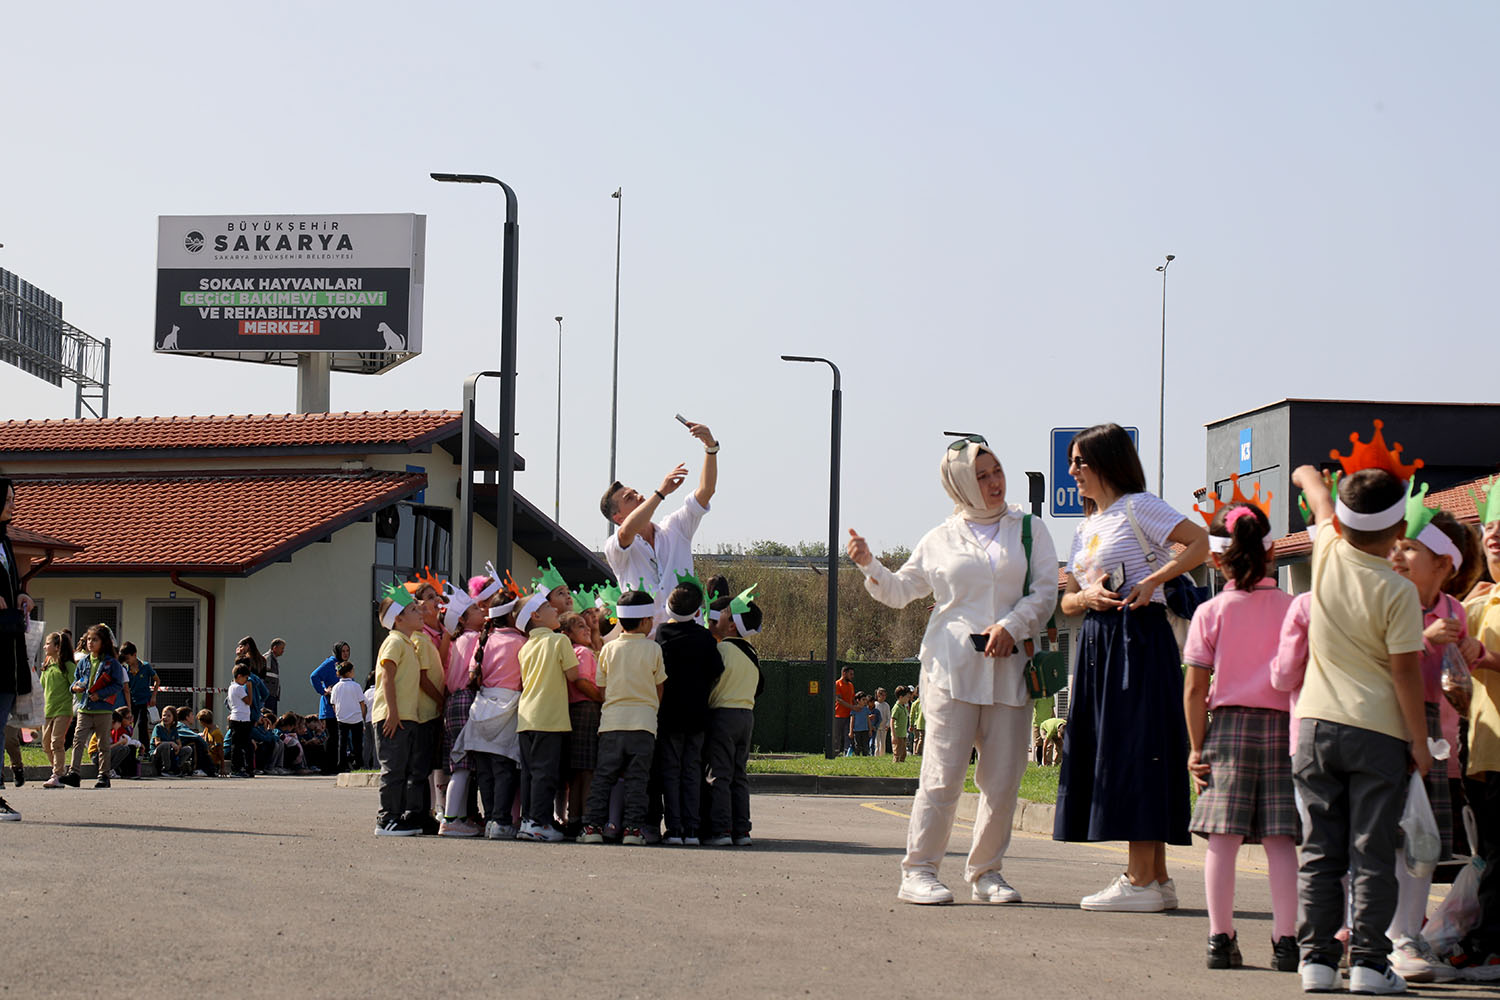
[1289,457,1429,995]
[196,710,224,775]
[151,706,190,776]
[579,591,666,846]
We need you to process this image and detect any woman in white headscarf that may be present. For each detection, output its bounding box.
[847,437,1057,905]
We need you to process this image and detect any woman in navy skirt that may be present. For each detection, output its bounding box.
[1053,423,1208,912]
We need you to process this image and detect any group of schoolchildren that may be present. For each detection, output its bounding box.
[844,685,927,761]
[369,558,764,847]
[1178,424,1500,992]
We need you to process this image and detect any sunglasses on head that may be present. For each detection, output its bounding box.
[947,434,988,451]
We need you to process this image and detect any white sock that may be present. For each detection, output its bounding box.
[444,770,470,819]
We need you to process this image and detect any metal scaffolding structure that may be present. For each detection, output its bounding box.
[0,268,111,418]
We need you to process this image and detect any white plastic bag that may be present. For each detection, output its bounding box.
[1427,806,1484,956]
[9,620,46,728]
[1402,770,1442,879]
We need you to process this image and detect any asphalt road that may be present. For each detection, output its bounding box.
[0,779,1485,998]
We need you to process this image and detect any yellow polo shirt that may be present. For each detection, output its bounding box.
[1465,588,1500,776]
[598,632,667,735]
[710,640,759,710]
[518,628,578,733]
[1297,525,1425,741]
[413,631,445,723]
[373,630,421,724]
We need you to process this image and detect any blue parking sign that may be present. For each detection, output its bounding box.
[1050,426,1139,517]
[1238,428,1253,474]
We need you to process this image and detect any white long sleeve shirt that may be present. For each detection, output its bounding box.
[859,508,1058,707]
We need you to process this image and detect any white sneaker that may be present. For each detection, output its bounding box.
[1348,963,1407,994]
[0,798,19,822]
[972,871,1022,904]
[663,836,685,846]
[42,776,63,789]
[683,836,701,846]
[517,820,565,842]
[732,835,753,846]
[897,871,955,905]
[438,818,480,838]
[1301,961,1340,993]
[1080,874,1165,912]
[1389,935,1452,983]
[1158,877,1178,910]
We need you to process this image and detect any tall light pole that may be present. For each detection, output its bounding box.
[608,187,623,531]
[782,355,842,759]
[431,172,520,578]
[1155,253,1175,497]
[554,315,563,523]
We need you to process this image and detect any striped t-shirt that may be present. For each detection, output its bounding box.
[1066,492,1186,604]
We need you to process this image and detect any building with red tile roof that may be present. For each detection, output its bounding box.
[0,411,607,715]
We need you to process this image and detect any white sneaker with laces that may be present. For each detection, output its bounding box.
[663,836,685,845]
[1300,961,1340,993]
[0,798,19,822]
[1158,877,1178,910]
[897,871,955,905]
[1080,874,1165,912]
[1388,935,1445,983]
[1348,963,1407,995]
[517,820,565,842]
[972,871,1022,903]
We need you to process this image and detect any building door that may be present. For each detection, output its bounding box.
[71,600,123,649]
[146,600,200,713]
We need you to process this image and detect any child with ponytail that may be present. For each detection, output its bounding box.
[457,588,528,840]
[437,585,487,837]
[1384,496,1481,982]
[1182,496,1298,972]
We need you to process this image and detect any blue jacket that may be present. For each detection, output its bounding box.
[74,656,127,714]
[250,722,279,745]
[248,672,269,717]
[310,656,339,719]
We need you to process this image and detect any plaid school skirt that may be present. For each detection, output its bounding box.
[1190,705,1298,843]
[1425,701,1453,861]
[442,688,476,772]
[567,699,602,771]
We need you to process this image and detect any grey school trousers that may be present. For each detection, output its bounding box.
[1293,718,1409,969]
[586,730,655,831]
[375,720,421,827]
[705,708,754,838]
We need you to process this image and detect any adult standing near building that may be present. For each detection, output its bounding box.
[0,479,35,820]
[264,638,285,715]
[833,666,856,756]
[1053,422,1208,912]
[847,437,1057,905]
[600,419,718,618]
[311,643,348,774]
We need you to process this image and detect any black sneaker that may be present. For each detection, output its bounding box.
[60,771,81,788]
[374,819,419,837]
[94,776,111,789]
[1207,932,1243,970]
[1272,935,1298,972]
[12,766,24,788]
[0,797,19,822]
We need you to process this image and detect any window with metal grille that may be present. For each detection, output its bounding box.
[148,601,199,713]
[71,601,121,647]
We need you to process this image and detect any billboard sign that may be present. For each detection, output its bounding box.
[155,213,424,356]
[1050,425,1139,517]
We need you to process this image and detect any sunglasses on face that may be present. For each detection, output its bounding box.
[1068,456,1088,470]
[947,434,988,451]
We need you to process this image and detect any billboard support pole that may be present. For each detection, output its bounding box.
[295,352,331,413]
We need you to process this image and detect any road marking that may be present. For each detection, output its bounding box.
[861,801,1448,905]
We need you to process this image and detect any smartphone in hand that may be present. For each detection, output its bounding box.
[675,413,692,427]
[1106,564,1126,593]
[970,633,988,652]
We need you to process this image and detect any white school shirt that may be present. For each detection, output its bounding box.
[1066,492,1185,604]
[859,507,1058,707]
[328,678,368,724]
[604,494,710,618]
[226,682,251,722]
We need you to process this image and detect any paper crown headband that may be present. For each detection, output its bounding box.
[1330,420,1423,481]
[469,561,505,602]
[1470,478,1500,527]
[673,570,709,616]
[571,585,600,615]
[710,583,761,623]
[1406,482,1464,570]
[515,589,552,630]
[441,580,476,633]
[1193,475,1274,554]
[616,590,656,621]
[594,581,623,621]
[379,581,416,628]
[405,565,444,598]
[532,558,568,595]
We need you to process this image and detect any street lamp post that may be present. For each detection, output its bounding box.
[781,355,842,759]
[431,171,520,578]
[1155,253,1175,497]
[608,187,623,531]
[554,315,563,523]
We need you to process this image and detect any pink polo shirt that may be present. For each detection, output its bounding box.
[1183,580,1295,712]
[1421,592,1466,749]
[476,628,525,691]
[445,630,482,693]
[1271,592,1312,754]
[568,644,599,704]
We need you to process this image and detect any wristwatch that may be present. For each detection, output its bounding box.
[705,442,720,455]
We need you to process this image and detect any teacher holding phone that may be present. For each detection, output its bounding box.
[1054,423,1208,913]
[847,436,1056,906]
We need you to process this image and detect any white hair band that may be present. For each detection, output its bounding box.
[1335,496,1406,532]
[1417,523,1463,570]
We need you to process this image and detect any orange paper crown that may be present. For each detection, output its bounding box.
[1329,420,1423,481]
[1193,473,1273,528]
[404,565,445,597]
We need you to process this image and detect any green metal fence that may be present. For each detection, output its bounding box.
[752,659,923,753]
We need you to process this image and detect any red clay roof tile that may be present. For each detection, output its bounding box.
[11,469,423,575]
[0,410,460,454]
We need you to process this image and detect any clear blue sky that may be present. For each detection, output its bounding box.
[2,2,1496,559]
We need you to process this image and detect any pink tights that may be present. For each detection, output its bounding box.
[1205,833,1298,939]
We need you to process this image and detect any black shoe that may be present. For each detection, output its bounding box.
[94,776,111,789]
[1272,935,1298,972]
[1207,932,1243,970]
[60,771,81,788]
[12,766,24,788]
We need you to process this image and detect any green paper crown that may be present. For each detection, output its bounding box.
[1297,471,1342,528]
[380,581,416,608]
[1405,482,1441,540]
[1471,477,1500,526]
[729,583,759,616]
[571,585,600,615]
[674,570,709,612]
[531,558,568,595]
[596,581,623,620]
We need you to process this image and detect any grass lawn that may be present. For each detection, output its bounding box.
[748,753,1061,803]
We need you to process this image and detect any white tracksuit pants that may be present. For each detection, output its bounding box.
[901,681,1031,883]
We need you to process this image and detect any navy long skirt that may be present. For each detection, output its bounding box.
[1053,604,1191,845]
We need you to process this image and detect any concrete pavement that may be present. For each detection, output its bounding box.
[0,778,1484,998]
